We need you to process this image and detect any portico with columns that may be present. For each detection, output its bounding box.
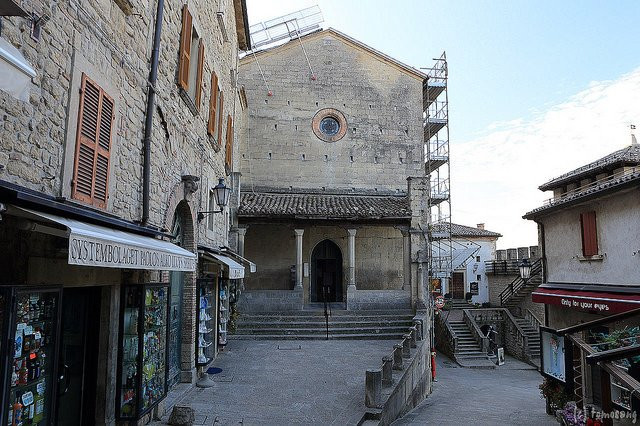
[235,190,424,312]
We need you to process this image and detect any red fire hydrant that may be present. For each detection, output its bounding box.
[431,349,437,382]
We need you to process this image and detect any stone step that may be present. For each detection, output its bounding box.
[229,333,404,340]
[234,325,411,335]
[236,320,414,329]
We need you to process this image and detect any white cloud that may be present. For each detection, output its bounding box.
[451,67,640,249]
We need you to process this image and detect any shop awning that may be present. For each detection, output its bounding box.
[15,207,197,271]
[199,249,245,279]
[532,287,640,314]
[222,250,256,273]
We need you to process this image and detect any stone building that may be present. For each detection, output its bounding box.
[0,0,250,423]
[236,28,431,312]
[523,138,640,414]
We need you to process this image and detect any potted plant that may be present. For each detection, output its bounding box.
[539,377,573,414]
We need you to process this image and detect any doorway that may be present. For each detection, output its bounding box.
[311,240,343,303]
[56,287,101,425]
[451,272,465,299]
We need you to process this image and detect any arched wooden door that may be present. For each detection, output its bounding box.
[310,240,343,302]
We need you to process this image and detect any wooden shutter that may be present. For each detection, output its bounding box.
[580,211,598,256]
[194,40,204,110]
[216,91,224,146]
[178,5,192,90]
[72,74,114,209]
[207,72,219,136]
[225,114,233,171]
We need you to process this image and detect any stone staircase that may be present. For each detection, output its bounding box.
[232,310,416,340]
[449,299,474,310]
[514,316,541,363]
[448,320,494,368]
[500,258,543,309]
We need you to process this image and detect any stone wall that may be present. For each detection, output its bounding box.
[487,274,517,307]
[238,30,424,193]
[347,289,411,311]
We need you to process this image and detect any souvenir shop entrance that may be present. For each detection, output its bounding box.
[56,287,102,425]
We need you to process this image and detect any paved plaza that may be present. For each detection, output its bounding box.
[155,339,394,425]
[392,353,556,425]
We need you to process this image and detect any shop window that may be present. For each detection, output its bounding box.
[580,211,598,256]
[178,5,204,111]
[72,74,114,209]
[225,114,233,173]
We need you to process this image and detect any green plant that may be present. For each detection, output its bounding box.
[442,300,453,311]
[539,377,573,410]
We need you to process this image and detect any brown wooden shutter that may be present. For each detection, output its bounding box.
[72,74,113,209]
[217,91,224,146]
[194,40,204,110]
[225,114,233,171]
[178,5,192,90]
[208,72,219,136]
[580,211,598,256]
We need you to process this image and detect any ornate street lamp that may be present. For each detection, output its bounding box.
[519,258,532,281]
[197,178,232,221]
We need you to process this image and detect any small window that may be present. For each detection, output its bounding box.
[476,256,481,262]
[476,275,482,281]
[178,5,204,110]
[580,211,598,256]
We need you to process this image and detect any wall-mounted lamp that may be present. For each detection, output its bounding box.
[518,258,531,282]
[197,178,231,221]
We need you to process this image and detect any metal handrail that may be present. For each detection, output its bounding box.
[499,258,543,306]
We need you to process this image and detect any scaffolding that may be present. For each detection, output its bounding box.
[423,52,453,291]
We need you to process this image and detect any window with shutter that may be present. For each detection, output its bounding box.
[194,40,204,110]
[225,114,233,172]
[72,74,114,209]
[580,211,598,256]
[178,5,192,91]
[208,73,219,137]
[217,91,224,146]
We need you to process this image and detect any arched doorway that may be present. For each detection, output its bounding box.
[310,240,343,303]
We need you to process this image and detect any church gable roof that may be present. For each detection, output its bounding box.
[240,28,428,81]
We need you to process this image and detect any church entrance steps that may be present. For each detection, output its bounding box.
[232,310,415,340]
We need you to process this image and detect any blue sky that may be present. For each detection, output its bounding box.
[246,1,640,247]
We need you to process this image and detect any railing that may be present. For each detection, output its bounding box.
[465,308,531,360]
[542,166,640,207]
[525,308,542,332]
[484,259,520,275]
[427,139,449,159]
[430,178,450,198]
[462,309,489,352]
[499,258,543,306]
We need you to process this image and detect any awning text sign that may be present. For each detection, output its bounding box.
[532,289,640,314]
[69,234,196,272]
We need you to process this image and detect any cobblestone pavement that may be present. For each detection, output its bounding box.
[154,339,395,425]
[392,353,556,425]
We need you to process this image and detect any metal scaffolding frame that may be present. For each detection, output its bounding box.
[423,52,453,290]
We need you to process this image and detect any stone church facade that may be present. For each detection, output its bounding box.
[236,29,430,312]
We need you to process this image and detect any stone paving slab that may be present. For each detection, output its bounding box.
[391,352,556,425]
[154,339,397,426]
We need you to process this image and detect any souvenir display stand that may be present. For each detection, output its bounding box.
[196,278,216,366]
[218,280,230,347]
[117,283,169,420]
[1,287,61,426]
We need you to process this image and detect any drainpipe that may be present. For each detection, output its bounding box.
[142,0,164,225]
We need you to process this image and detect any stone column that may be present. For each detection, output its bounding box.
[402,229,410,290]
[347,228,357,290]
[294,229,304,290]
[237,227,247,256]
[417,261,426,310]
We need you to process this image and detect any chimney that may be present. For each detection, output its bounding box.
[477,223,485,230]
[632,124,637,146]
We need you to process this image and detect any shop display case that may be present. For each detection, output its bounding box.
[1,287,61,426]
[218,280,229,347]
[117,284,169,420]
[196,278,216,366]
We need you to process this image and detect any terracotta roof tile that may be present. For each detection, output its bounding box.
[238,192,410,220]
